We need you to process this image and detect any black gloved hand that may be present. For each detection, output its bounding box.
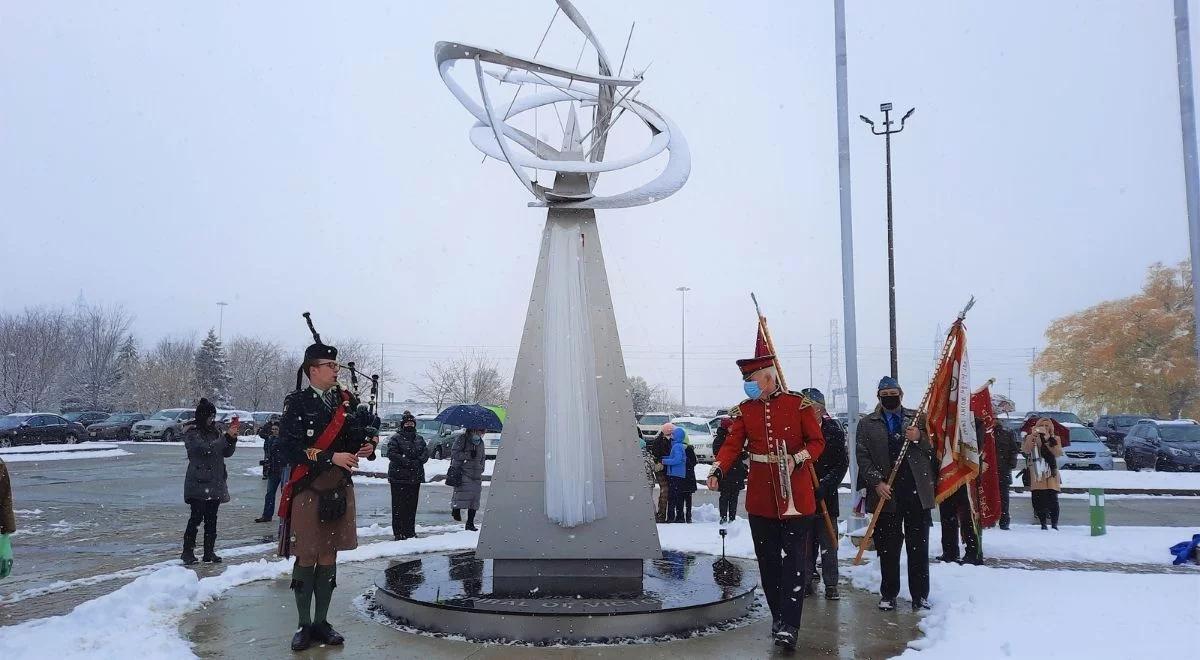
[814,484,827,500]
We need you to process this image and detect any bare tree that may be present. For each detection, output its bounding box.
[62,305,133,411]
[227,336,292,411]
[136,336,198,411]
[412,351,510,410]
[0,308,77,412]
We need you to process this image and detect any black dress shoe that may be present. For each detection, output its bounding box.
[291,625,313,652]
[878,598,896,611]
[825,585,841,600]
[773,624,798,651]
[912,597,932,611]
[933,554,958,563]
[961,554,983,566]
[311,621,345,646]
[255,516,272,523]
[771,618,783,635]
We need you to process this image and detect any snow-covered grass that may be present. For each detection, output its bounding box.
[356,456,495,480]
[0,446,129,463]
[846,562,1200,658]
[0,530,479,659]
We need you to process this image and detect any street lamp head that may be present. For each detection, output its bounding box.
[902,107,915,121]
[676,286,691,293]
[880,102,893,112]
[858,115,874,126]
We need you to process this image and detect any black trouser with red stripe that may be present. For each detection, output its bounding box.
[749,513,814,629]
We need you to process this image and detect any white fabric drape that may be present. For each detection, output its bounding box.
[543,219,607,527]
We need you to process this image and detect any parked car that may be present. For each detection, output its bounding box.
[132,408,196,442]
[252,411,281,429]
[1092,414,1151,454]
[0,413,87,447]
[215,410,256,435]
[444,428,502,460]
[86,412,148,440]
[1055,423,1114,470]
[63,411,111,427]
[416,413,458,459]
[1024,410,1085,426]
[671,416,716,462]
[1122,419,1200,472]
[636,412,672,441]
[380,412,406,431]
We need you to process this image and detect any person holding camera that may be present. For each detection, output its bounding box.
[181,398,239,565]
[255,419,287,523]
[1022,417,1064,530]
[386,411,429,540]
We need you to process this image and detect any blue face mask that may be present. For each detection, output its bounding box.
[743,380,762,399]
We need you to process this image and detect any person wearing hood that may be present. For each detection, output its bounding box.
[855,376,935,613]
[450,428,487,531]
[650,422,675,523]
[682,431,699,523]
[1023,417,1065,530]
[660,426,689,523]
[386,411,429,540]
[181,398,239,565]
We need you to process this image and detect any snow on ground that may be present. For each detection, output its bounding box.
[0,446,129,463]
[845,562,1200,659]
[1053,469,1200,490]
[0,530,479,659]
[356,456,495,480]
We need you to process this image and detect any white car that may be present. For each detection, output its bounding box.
[671,416,715,462]
[132,408,195,441]
[636,412,672,441]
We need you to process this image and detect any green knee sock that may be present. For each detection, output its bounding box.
[314,564,336,625]
[291,564,316,627]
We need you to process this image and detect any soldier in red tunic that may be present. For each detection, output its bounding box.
[707,355,825,651]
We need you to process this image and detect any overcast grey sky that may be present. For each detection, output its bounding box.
[0,1,1192,410]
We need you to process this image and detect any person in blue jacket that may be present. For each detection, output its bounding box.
[661,427,688,523]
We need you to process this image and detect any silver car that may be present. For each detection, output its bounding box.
[132,408,195,441]
[1057,423,1115,470]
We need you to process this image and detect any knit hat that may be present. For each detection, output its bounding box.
[195,398,216,422]
[877,376,901,392]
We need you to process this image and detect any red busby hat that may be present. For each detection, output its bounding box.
[736,355,776,379]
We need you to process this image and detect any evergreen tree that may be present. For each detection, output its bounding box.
[113,334,140,411]
[194,329,232,408]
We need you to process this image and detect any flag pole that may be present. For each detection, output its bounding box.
[750,293,839,546]
[853,297,975,565]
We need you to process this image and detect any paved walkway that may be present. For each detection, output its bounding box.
[181,559,922,659]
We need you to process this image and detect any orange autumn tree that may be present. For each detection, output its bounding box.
[1034,261,1199,419]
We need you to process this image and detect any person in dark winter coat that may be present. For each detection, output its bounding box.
[856,376,935,613]
[450,429,487,531]
[649,424,674,523]
[802,388,848,600]
[661,427,688,522]
[181,398,238,565]
[255,420,287,523]
[993,423,1017,529]
[710,418,747,524]
[682,436,698,523]
[386,411,429,540]
[0,457,14,580]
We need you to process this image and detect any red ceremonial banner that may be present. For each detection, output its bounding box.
[929,321,981,504]
[971,384,1003,528]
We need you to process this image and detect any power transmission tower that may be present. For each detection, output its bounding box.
[828,319,844,413]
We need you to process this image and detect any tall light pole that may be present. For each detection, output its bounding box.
[676,286,690,410]
[216,301,228,342]
[860,102,915,380]
[1174,0,1200,376]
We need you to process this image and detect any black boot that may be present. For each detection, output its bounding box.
[181,526,198,565]
[451,508,462,522]
[825,585,841,600]
[465,509,477,531]
[290,626,313,652]
[202,535,222,563]
[774,623,798,651]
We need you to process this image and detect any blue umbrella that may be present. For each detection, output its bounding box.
[435,404,503,431]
